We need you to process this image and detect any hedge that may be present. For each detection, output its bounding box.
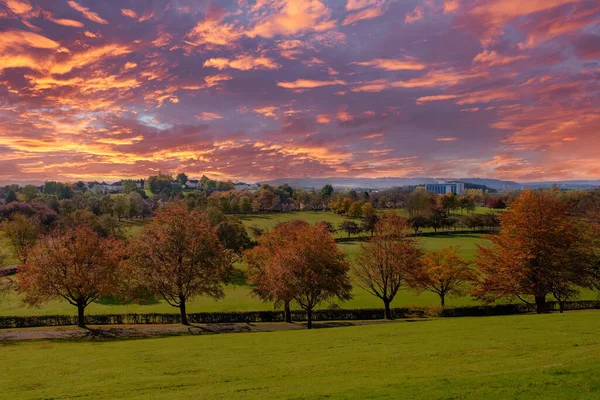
[0,301,598,329]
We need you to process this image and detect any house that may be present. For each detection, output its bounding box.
[186,179,201,189]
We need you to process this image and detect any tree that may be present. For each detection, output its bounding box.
[112,195,130,220]
[361,214,379,236]
[282,224,352,328]
[321,184,334,197]
[245,221,302,323]
[475,190,597,313]
[246,221,352,328]
[20,185,40,201]
[17,225,122,328]
[127,203,233,325]
[239,196,252,214]
[408,246,475,306]
[2,214,40,264]
[176,172,188,186]
[348,201,365,218]
[339,220,362,237]
[354,216,423,319]
[122,180,139,194]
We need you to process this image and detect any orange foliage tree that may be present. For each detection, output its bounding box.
[127,203,233,325]
[17,225,122,328]
[354,213,423,319]
[475,190,597,313]
[245,220,352,328]
[408,246,475,306]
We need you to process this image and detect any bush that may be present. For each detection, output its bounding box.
[0,301,598,329]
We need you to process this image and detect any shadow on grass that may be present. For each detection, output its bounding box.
[96,295,160,306]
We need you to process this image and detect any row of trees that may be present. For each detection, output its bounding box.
[4,189,600,329]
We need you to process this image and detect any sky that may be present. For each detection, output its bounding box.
[0,0,598,184]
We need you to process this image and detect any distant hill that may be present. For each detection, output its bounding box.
[261,177,521,191]
[260,178,600,191]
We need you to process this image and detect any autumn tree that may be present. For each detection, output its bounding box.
[17,225,122,328]
[245,221,304,323]
[127,203,233,325]
[281,222,352,328]
[245,221,352,328]
[2,213,40,264]
[475,190,597,313]
[408,246,475,306]
[354,215,423,319]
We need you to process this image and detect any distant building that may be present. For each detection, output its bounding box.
[425,182,465,196]
[186,179,201,189]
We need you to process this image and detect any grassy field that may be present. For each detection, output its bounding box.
[1,311,599,399]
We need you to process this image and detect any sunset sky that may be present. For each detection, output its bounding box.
[0,0,598,183]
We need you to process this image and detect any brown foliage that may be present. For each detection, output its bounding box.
[245,220,352,328]
[474,190,597,313]
[17,225,123,328]
[127,203,233,325]
[354,214,423,318]
[408,246,475,306]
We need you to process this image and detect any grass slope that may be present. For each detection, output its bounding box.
[1,311,599,399]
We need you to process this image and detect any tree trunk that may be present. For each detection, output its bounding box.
[77,303,86,329]
[284,301,292,323]
[179,297,189,325]
[534,295,547,314]
[307,308,313,329]
[440,293,445,307]
[383,298,392,320]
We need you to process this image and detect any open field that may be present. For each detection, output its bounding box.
[1,311,599,399]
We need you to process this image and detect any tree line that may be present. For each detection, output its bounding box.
[1,188,599,329]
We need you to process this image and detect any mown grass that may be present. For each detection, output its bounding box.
[1,311,600,399]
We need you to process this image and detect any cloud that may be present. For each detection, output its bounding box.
[203,55,280,71]
[196,112,223,121]
[277,79,347,89]
[121,9,137,19]
[437,136,459,141]
[46,16,85,28]
[343,6,384,25]
[353,57,427,71]
[249,0,336,38]
[472,50,528,66]
[254,106,280,118]
[67,0,109,24]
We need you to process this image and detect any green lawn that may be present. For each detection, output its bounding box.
[1,311,599,399]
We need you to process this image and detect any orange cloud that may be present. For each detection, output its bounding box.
[196,112,223,121]
[343,6,384,25]
[203,54,280,70]
[353,57,427,71]
[362,132,384,139]
[249,0,336,38]
[121,8,137,19]
[67,0,109,24]
[416,94,460,104]
[185,14,243,49]
[346,0,380,11]
[277,79,347,89]
[437,137,459,141]
[254,106,280,118]
[352,69,488,92]
[468,0,578,44]
[50,44,131,74]
[46,16,84,27]
[472,50,528,66]
[2,0,32,14]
